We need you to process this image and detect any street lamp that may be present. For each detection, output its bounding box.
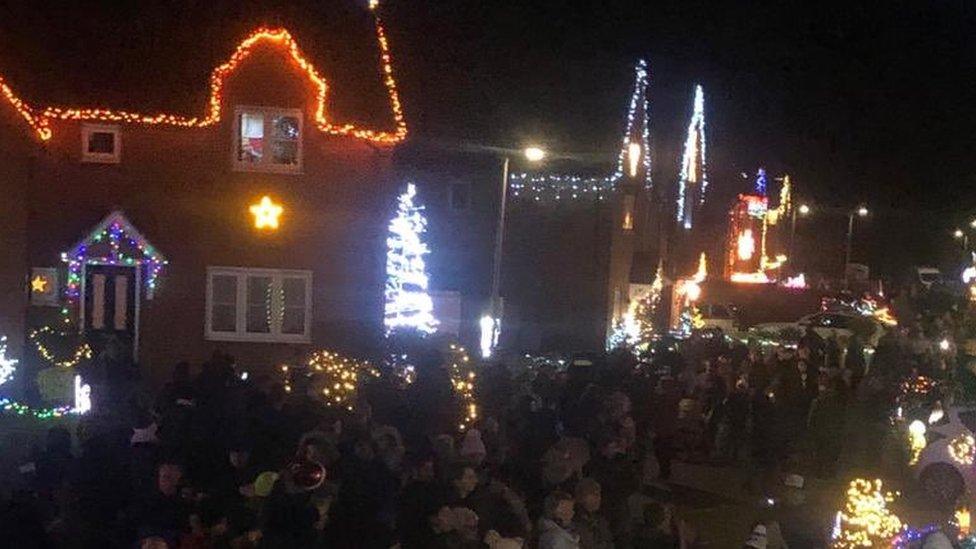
[789,203,811,270]
[523,146,546,162]
[844,205,869,288]
[955,228,969,251]
[484,146,547,358]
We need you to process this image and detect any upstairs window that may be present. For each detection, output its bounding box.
[234,107,302,173]
[82,124,121,163]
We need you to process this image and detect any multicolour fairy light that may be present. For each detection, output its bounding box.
[61,212,168,305]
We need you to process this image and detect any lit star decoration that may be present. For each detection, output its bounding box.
[30,275,48,293]
[830,478,903,548]
[0,19,406,144]
[250,196,283,230]
[62,212,167,306]
[676,84,707,229]
[29,327,93,369]
[950,433,976,466]
[384,183,438,335]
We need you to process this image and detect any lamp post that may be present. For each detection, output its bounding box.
[955,228,969,251]
[789,203,810,271]
[483,146,546,358]
[843,205,869,287]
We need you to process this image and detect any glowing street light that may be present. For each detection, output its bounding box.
[523,146,546,162]
[956,229,966,240]
[969,219,976,229]
[844,205,870,288]
[485,145,548,358]
[798,204,811,216]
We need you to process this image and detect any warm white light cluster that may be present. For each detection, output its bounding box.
[831,478,903,548]
[950,433,976,466]
[676,84,706,229]
[385,183,438,335]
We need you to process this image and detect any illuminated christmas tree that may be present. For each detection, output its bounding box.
[384,183,437,335]
[607,262,663,351]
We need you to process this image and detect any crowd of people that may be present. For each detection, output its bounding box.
[0,306,965,548]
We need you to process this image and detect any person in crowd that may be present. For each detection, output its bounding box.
[538,490,579,549]
[807,377,847,478]
[573,478,613,549]
[130,460,191,546]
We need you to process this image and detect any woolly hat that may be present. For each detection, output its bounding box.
[744,524,767,549]
[460,428,486,458]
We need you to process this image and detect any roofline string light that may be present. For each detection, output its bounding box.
[0,17,406,144]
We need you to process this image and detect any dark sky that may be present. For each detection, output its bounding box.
[2,0,975,274]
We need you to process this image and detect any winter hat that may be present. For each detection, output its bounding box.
[460,428,487,458]
[744,524,767,549]
[253,471,279,497]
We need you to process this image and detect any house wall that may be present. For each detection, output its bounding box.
[0,109,32,360]
[8,48,397,384]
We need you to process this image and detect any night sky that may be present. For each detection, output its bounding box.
[2,0,975,276]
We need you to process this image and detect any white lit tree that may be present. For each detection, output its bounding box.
[384,183,438,336]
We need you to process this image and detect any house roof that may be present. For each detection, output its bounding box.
[0,5,406,144]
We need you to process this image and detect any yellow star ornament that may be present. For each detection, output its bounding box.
[250,196,283,230]
[31,275,48,293]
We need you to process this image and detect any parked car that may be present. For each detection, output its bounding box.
[750,312,884,347]
[910,404,976,506]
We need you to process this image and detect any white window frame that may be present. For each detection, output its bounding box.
[205,266,312,343]
[81,124,121,163]
[232,106,303,174]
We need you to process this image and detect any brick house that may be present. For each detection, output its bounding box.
[0,13,408,383]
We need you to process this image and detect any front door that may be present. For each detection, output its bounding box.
[84,265,137,355]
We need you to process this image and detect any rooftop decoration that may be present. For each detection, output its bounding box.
[676,84,707,229]
[510,59,651,203]
[0,12,406,144]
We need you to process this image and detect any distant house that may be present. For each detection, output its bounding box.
[0,9,408,382]
[502,61,661,351]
